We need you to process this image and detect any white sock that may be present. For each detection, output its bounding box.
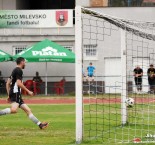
[28,113,41,125]
[0,108,11,116]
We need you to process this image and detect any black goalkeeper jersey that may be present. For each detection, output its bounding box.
[9,67,23,94]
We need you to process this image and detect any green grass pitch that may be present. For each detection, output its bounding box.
[0,104,75,145]
[0,103,154,145]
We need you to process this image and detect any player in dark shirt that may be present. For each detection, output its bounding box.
[147,64,155,93]
[133,66,143,94]
[0,57,48,129]
[33,71,42,83]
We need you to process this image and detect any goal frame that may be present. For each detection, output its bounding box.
[75,6,127,143]
[75,5,83,144]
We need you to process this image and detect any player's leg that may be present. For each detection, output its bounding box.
[20,104,41,124]
[137,83,141,94]
[137,85,140,94]
[139,78,142,92]
[86,76,89,82]
[152,79,155,94]
[137,78,142,92]
[135,77,138,93]
[136,78,140,93]
[149,79,153,93]
[89,77,94,85]
[10,102,19,113]
[13,92,48,129]
[20,103,48,129]
[0,102,19,116]
[92,76,94,83]
[148,78,150,92]
[139,83,142,92]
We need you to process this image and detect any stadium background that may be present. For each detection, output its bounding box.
[0,1,155,144]
[0,0,155,95]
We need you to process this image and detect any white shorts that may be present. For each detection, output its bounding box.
[86,76,94,81]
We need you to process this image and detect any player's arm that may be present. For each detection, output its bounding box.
[139,72,143,77]
[6,78,11,103]
[16,68,33,96]
[140,70,143,77]
[153,70,155,76]
[136,70,143,77]
[16,79,33,96]
[133,69,136,76]
[6,77,11,102]
[93,67,96,74]
[6,78,11,96]
[147,69,150,77]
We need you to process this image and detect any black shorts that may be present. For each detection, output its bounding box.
[148,78,155,86]
[9,92,24,107]
[134,77,142,85]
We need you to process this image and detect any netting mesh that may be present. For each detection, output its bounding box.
[81,7,155,143]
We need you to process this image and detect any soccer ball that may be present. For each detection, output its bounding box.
[125,98,134,107]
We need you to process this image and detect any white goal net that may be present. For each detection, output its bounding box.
[75,6,155,144]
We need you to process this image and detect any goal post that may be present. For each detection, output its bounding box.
[75,7,128,143]
[75,6,155,144]
[121,29,127,125]
[75,5,83,144]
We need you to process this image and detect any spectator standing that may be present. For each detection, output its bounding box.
[33,72,42,83]
[86,62,95,83]
[133,65,143,94]
[147,64,155,93]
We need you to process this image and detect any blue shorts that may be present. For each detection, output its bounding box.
[88,74,94,77]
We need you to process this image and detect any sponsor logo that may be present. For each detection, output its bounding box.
[56,11,68,26]
[18,47,32,55]
[32,46,67,56]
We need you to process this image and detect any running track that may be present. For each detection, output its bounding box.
[0,98,154,104]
